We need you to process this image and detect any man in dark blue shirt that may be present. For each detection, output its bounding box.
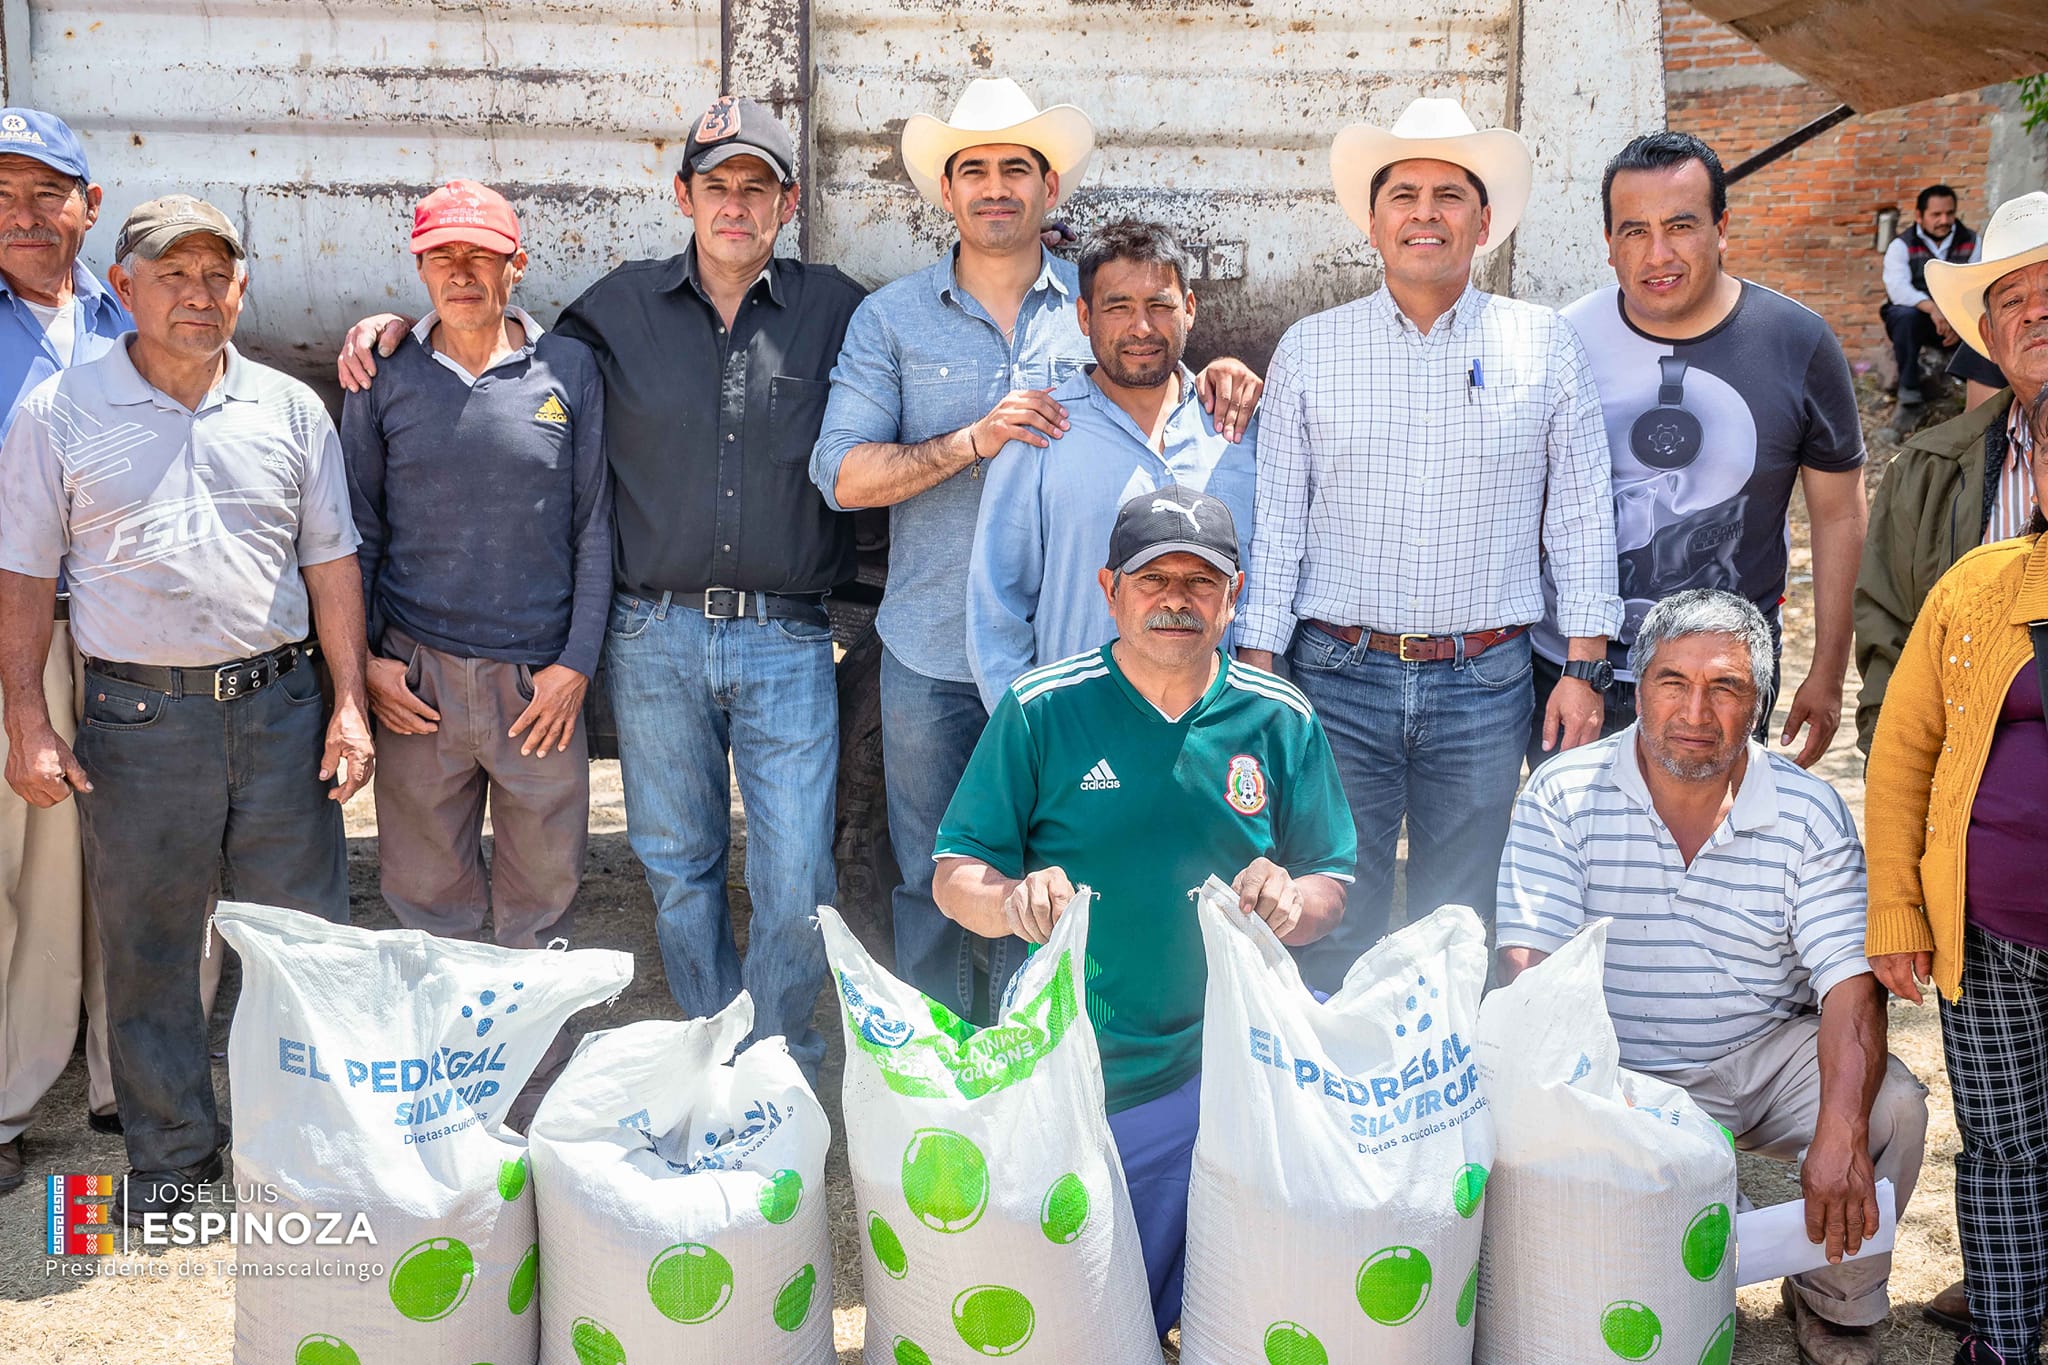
[342,180,612,951]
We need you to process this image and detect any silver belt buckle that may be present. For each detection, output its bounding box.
[702,588,747,619]
[213,654,276,701]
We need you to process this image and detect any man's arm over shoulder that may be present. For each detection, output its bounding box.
[1239,329,1311,656]
[338,372,390,630]
[966,439,1048,713]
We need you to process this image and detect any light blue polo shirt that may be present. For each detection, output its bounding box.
[0,261,129,431]
[966,364,1258,711]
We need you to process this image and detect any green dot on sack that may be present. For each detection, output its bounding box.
[1453,1163,1489,1218]
[894,1339,934,1365]
[1600,1300,1664,1360]
[1355,1246,1432,1326]
[869,1211,909,1278]
[570,1317,626,1365]
[1681,1203,1731,1281]
[293,1335,361,1365]
[646,1242,734,1324]
[1261,1321,1329,1365]
[759,1168,804,1225]
[388,1237,476,1322]
[1039,1171,1090,1245]
[508,1244,538,1315]
[1698,1312,1735,1365]
[1457,1262,1480,1328]
[774,1263,817,1332]
[498,1154,529,1201]
[902,1127,989,1234]
[952,1284,1036,1356]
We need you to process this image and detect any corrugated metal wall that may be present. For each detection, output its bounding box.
[3,0,721,376]
[0,0,1662,378]
[810,0,1519,367]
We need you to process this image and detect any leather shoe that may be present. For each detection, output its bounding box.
[1923,1280,1973,1336]
[0,1136,25,1195]
[115,1150,224,1226]
[87,1109,124,1136]
[1781,1278,1883,1364]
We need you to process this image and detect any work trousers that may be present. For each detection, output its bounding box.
[0,621,113,1141]
[1881,301,1947,396]
[75,656,347,1175]
[372,630,587,948]
[1657,1012,1929,1327]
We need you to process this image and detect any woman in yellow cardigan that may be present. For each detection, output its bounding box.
[1866,384,2046,1365]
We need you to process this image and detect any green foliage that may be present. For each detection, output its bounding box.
[2020,74,2048,133]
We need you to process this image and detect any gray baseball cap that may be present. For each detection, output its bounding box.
[114,194,245,261]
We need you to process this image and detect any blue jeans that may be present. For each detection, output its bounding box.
[879,646,1024,1022]
[604,593,834,1077]
[75,657,347,1176]
[1286,624,1534,994]
[1108,1071,1202,1338]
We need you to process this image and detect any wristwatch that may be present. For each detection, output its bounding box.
[1563,658,1615,693]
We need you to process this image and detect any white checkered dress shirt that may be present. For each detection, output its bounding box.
[1241,284,1622,651]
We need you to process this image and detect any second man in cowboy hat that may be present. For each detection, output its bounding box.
[811,76,1263,1018]
[1238,98,1621,989]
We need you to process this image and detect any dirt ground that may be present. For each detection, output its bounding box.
[0,375,1979,1363]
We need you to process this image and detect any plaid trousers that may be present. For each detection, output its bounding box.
[1943,926,2048,1363]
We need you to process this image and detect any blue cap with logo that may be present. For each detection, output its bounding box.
[0,108,88,181]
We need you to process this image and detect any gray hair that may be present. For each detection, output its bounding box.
[1628,589,1774,715]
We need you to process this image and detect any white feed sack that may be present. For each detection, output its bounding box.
[213,901,632,1365]
[818,894,1162,1365]
[1473,919,1738,1365]
[1180,879,1494,1365]
[526,993,833,1365]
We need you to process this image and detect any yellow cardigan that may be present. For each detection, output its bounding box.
[1866,530,2048,999]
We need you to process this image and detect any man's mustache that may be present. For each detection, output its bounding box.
[1145,609,1203,631]
[0,228,59,246]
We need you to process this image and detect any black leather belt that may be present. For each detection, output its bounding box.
[674,589,828,624]
[86,641,313,702]
[53,593,68,622]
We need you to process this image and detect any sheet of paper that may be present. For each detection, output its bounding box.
[1735,1178,1897,1286]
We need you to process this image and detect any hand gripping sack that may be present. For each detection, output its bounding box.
[213,902,632,1365]
[818,895,1162,1365]
[1472,920,1738,1365]
[1179,879,1494,1365]
[527,993,833,1365]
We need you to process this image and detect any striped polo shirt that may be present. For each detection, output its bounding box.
[1496,727,1870,1074]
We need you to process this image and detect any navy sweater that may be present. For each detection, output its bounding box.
[342,322,612,676]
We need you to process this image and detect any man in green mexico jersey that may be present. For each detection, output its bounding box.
[933,485,1357,1337]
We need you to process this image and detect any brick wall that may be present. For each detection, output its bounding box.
[1661,0,1996,369]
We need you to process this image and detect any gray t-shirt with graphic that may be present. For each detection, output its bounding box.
[1537,282,1864,679]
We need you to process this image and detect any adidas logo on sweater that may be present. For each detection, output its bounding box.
[1080,759,1121,791]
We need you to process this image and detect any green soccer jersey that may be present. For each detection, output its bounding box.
[934,644,1357,1113]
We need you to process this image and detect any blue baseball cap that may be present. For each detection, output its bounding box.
[0,108,88,181]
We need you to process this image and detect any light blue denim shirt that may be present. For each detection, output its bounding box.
[966,364,1258,711]
[811,246,1093,682]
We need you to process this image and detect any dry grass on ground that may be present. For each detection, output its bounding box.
[0,374,1978,1362]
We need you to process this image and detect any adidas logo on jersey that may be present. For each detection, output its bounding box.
[533,394,570,424]
[1079,759,1120,791]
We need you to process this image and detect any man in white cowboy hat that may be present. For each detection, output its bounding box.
[1858,191,2048,760]
[811,76,1263,1020]
[1529,131,1868,774]
[1237,97,1620,992]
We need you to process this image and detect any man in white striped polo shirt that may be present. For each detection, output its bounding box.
[1498,589,1927,1365]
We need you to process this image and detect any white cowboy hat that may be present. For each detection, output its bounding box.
[899,77,1095,208]
[1329,97,1532,253]
[1926,191,2048,354]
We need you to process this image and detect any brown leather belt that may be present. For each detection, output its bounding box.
[1307,621,1528,663]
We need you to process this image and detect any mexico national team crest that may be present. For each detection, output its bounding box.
[1224,754,1267,816]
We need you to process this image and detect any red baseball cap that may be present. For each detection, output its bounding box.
[410,180,520,255]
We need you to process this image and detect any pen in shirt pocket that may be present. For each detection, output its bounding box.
[1467,358,1484,404]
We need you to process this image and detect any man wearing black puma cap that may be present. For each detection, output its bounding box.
[337,95,866,1082]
